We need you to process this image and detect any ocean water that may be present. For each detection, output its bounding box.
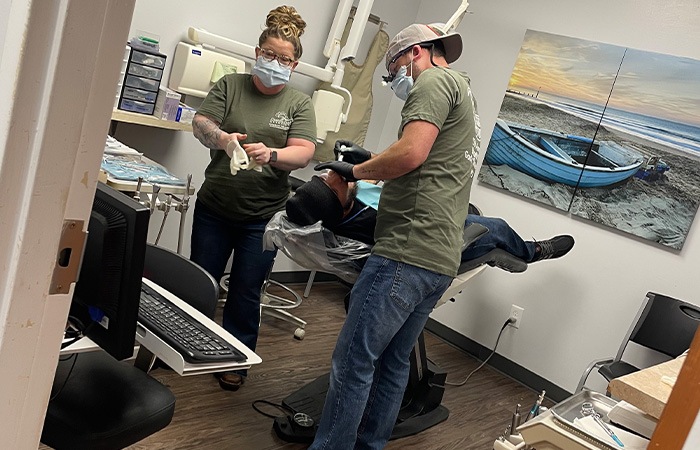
[534,94,700,156]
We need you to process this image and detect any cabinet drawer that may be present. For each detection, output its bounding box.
[130,49,166,69]
[124,74,160,92]
[122,86,158,103]
[118,98,155,115]
[127,63,163,80]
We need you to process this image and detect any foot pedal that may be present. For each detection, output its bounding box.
[273,412,317,443]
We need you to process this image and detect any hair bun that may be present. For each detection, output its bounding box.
[266,5,306,38]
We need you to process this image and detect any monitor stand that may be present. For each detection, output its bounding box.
[273,331,449,443]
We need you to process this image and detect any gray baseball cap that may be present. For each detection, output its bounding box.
[385,23,462,70]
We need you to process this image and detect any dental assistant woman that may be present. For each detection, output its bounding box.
[190,5,316,392]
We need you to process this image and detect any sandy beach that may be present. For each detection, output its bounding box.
[478,94,700,249]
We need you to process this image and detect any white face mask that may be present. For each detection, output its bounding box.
[390,62,414,101]
[252,56,291,88]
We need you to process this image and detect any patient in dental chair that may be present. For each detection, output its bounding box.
[284,170,574,270]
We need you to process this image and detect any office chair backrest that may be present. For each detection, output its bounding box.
[143,244,219,319]
[623,292,700,360]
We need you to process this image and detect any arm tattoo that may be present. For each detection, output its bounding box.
[193,115,224,150]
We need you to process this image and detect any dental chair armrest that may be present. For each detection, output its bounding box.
[462,223,489,251]
[458,248,528,274]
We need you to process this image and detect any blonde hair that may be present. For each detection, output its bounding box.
[259,5,306,60]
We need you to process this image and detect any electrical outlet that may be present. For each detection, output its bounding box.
[509,305,524,329]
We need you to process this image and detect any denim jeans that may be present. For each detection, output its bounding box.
[461,215,537,263]
[309,254,453,450]
[190,199,276,373]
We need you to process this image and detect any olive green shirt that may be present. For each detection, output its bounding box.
[196,74,316,221]
[373,67,480,276]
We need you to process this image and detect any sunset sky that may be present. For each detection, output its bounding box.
[508,30,700,127]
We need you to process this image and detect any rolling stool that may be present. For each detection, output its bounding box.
[219,272,307,340]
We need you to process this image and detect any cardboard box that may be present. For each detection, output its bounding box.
[153,87,181,121]
[176,103,196,124]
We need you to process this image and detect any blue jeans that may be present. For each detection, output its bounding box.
[190,199,277,373]
[461,215,537,263]
[309,255,453,450]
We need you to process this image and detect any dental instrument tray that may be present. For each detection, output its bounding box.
[549,390,620,449]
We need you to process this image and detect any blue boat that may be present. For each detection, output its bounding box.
[485,119,645,188]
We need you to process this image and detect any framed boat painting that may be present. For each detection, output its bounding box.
[478,29,700,249]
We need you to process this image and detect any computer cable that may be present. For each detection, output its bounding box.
[50,353,79,401]
[445,318,513,387]
[60,316,85,349]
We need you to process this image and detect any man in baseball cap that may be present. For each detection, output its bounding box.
[309,21,480,450]
[385,23,463,71]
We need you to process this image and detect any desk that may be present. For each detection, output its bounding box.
[61,278,261,376]
[607,355,685,419]
[111,109,192,132]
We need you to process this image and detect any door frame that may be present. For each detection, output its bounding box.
[0,1,135,447]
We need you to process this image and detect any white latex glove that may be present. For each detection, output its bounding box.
[227,139,262,175]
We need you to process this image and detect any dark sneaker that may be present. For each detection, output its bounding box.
[533,235,574,261]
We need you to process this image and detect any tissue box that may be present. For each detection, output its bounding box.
[176,103,197,124]
[153,87,181,121]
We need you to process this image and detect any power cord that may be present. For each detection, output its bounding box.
[446,318,515,387]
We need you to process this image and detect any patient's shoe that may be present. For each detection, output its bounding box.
[532,235,574,261]
[215,372,245,391]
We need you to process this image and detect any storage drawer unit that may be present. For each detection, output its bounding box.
[117,45,167,115]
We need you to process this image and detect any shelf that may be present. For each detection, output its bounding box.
[111,109,192,132]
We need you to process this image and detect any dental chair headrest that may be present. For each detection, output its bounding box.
[286,176,344,228]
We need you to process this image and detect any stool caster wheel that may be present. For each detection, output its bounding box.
[294,328,305,340]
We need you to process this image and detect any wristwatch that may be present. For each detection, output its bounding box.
[269,150,278,163]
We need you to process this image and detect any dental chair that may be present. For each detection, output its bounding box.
[263,209,527,442]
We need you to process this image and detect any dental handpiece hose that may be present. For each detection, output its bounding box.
[524,390,545,422]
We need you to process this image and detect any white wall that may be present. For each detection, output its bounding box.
[420,0,700,394]
[119,0,700,395]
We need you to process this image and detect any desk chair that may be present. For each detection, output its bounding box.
[576,291,700,393]
[143,243,219,318]
[41,350,176,450]
[135,243,220,370]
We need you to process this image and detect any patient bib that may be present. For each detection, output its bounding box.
[356,181,381,210]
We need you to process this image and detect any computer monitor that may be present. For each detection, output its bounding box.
[69,182,150,360]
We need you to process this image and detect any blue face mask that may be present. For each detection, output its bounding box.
[391,63,414,101]
[252,56,291,88]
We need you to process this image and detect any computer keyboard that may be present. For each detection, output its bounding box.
[139,283,247,364]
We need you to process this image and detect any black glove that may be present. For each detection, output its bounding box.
[334,140,372,164]
[315,161,358,182]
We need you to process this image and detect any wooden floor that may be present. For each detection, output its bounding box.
[42,282,549,450]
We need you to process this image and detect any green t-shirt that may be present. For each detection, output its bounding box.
[196,74,317,221]
[373,67,481,277]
